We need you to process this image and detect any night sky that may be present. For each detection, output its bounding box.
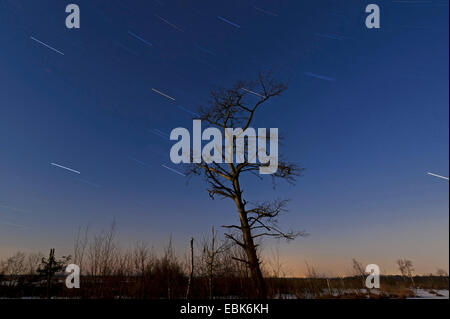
[0,0,448,275]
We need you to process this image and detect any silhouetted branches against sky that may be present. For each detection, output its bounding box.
[186,72,306,298]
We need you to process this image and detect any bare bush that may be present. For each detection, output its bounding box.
[397,259,415,288]
[26,252,44,275]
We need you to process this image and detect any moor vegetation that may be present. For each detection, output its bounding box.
[0,224,448,299]
[0,75,447,300]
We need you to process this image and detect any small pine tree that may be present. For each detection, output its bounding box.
[37,248,71,299]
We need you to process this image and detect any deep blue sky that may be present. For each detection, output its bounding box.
[0,0,448,275]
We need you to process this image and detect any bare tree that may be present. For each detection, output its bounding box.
[100,221,116,277]
[352,259,366,288]
[189,73,306,298]
[73,226,89,272]
[37,248,71,299]
[27,252,44,275]
[87,222,117,277]
[0,252,26,287]
[200,225,229,299]
[304,261,321,297]
[206,227,216,299]
[1,252,26,275]
[436,268,448,277]
[397,259,415,288]
[185,237,194,299]
[267,247,286,278]
[133,241,150,276]
[133,241,151,298]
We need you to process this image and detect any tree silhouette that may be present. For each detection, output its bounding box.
[189,72,306,298]
[397,259,415,288]
[37,248,70,299]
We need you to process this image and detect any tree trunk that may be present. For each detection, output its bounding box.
[233,194,267,298]
[46,248,55,299]
[186,237,194,299]
[209,226,215,300]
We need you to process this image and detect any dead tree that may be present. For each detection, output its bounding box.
[208,227,215,299]
[0,252,26,288]
[73,226,89,272]
[352,259,366,289]
[186,237,194,299]
[202,225,229,299]
[133,241,150,298]
[189,73,306,298]
[397,259,415,288]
